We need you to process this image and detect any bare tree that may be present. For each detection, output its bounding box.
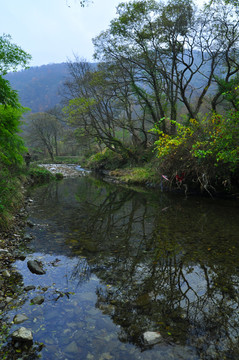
[25,112,62,161]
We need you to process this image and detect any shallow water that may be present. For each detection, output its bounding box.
[7,176,239,359]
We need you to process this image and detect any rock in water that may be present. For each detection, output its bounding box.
[143,331,162,345]
[13,314,29,324]
[27,260,45,275]
[11,327,33,343]
[31,295,44,305]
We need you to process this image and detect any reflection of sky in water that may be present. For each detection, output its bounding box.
[11,253,198,360]
[6,176,239,359]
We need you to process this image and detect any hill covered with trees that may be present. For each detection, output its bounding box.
[5,63,69,112]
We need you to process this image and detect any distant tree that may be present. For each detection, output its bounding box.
[63,58,156,159]
[66,0,90,7]
[25,112,62,161]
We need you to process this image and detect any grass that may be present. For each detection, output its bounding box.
[109,166,159,185]
[28,166,55,184]
[0,168,25,230]
[0,165,58,231]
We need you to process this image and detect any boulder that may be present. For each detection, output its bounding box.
[27,260,45,275]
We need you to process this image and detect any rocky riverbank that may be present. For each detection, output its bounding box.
[38,164,90,177]
[0,193,45,358]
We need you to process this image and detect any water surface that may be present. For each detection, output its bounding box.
[9,176,239,359]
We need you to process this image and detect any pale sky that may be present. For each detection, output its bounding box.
[1,0,206,68]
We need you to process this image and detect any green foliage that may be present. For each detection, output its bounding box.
[0,34,31,107]
[152,112,239,190]
[0,34,31,74]
[0,104,28,166]
[63,97,96,125]
[55,172,64,180]
[86,149,125,170]
[28,167,55,184]
[0,169,24,229]
[116,166,158,185]
[192,113,239,171]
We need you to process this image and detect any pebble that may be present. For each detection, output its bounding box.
[2,270,11,277]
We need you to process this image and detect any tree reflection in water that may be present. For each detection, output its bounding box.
[30,177,239,359]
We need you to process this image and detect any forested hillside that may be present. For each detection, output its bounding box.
[5,63,69,112]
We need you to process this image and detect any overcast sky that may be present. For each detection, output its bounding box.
[1,0,206,68]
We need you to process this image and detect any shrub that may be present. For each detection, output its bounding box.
[151,112,239,192]
[55,173,64,180]
[86,148,125,170]
[28,167,54,184]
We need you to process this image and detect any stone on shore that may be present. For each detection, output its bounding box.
[2,270,11,277]
[143,331,162,345]
[11,327,33,343]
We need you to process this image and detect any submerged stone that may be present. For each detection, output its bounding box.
[13,314,29,324]
[31,295,44,305]
[23,233,33,241]
[65,340,78,354]
[24,285,36,291]
[27,220,34,227]
[27,260,45,275]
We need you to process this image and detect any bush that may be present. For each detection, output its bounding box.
[86,148,126,170]
[28,167,54,184]
[55,173,64,180]
[151,112,239,193]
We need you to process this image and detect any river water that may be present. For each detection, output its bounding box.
[6,174,239,359]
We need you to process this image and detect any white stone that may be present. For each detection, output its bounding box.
[143,331,162,344]
[12,327,33,342]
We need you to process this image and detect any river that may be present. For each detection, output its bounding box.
[4,173,239,359]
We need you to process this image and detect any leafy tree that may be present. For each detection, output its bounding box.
[93,0,239,128]
[0,34,31,166]
[0,34,31,107]
[0,105,28,166]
